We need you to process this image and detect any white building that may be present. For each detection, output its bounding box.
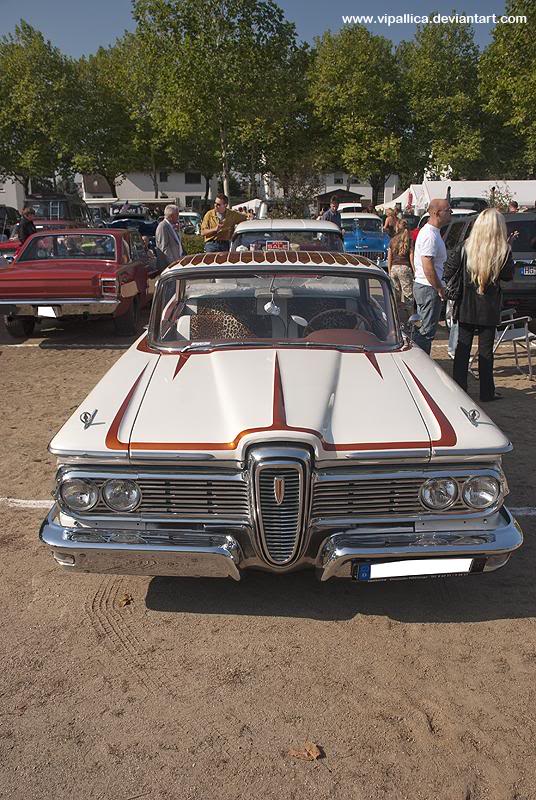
[318,172,399,205]
[82,171,218,209]
[0,177,25,211]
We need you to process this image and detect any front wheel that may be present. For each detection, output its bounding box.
[113,297,140,336]
[4,316,36,338]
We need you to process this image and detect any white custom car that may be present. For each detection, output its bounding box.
[40,251,523,583]
[230,219,344,252]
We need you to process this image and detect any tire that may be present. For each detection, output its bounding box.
[113,297,140,336]
[4,316,36,338]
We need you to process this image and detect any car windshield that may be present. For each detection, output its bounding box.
[342,218,382,234]
[18,234,116,261]
[506,220,536,254]
[152,271,399,350]
[29,200,68,220]
[232,230,344,252]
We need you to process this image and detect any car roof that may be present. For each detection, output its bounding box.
[503,212,536,220]
[340,212,380,219]
[163,250,386,278]
[22,227,123,238]
[233,218,341,233]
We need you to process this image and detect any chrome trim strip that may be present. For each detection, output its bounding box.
[248,446,311,566]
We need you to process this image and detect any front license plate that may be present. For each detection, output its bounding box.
[353,558,474,581]
[521,265,536,276]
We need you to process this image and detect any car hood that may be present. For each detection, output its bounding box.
[50,339,511,465]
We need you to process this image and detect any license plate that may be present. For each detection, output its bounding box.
[38,305,60,318]
[521,265,536,276]
[353,558,473,581]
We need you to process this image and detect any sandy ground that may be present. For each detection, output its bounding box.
[0,316,535,800]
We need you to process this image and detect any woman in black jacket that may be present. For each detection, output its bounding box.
[443,208,514,402]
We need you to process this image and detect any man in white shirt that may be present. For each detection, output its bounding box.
[155,204,183,268]
[412,199,452,353]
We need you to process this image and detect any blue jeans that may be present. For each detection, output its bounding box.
[448,321,459,355]
[412,282,443,354]
[204,241,230,253]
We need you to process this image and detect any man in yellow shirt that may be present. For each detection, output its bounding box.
[201,194,247,252]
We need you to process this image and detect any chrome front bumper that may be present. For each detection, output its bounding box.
[40,505,523,582]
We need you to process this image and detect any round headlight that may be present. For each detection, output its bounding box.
[462,476,500,509]
[102,479,141,512]
[420,478,458,510]
[60,478,99,512]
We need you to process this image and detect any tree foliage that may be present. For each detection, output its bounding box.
[309,26,414,204]
[0,21,75,191]
[480,0,536,177]
[133,0,300,196]
[399,20,483,179]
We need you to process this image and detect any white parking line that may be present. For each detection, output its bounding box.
[0,343,129,349]
[1,496,535,516]
[0,497,53,509]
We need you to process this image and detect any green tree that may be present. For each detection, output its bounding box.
[0,21,76,193]
[399,20,483,179]
[133,0,299,197]
[480,0,536,177]
[71,48,137,197]
[310,26,414,205]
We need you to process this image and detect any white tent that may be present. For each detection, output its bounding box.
[378,179,536,214]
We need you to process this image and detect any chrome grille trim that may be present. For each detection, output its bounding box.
[249,446,311,566]
[57,470,249,522]
[311,470,502,520]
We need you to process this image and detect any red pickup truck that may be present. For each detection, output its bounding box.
[0,228,161,337]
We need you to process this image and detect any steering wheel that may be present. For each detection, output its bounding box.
[303,308,369,336]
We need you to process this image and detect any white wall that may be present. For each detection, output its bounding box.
[318,172,400,203]
[83,171,218,209]
[0,178,25,210]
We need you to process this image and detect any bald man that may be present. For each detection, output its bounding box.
[412,198,452,353]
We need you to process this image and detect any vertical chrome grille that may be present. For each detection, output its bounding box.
[250,447,311,566]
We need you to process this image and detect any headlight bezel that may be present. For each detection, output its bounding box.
[59,477,99,513]
[101,478,142,513]
[462,475,501,510]
[419,477,459,511]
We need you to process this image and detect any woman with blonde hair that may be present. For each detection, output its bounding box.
[383,208,397,237]
[387,218,414,321]
[443,208,514,402]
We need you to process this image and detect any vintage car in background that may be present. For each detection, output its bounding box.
[502,212,536,317]
[40,250,522,583]
[341,212,390,267]
[0,204,20,239]
[231,219,344,252]
[0,239,21,264]
[179,211,202,235]
[0,228,159,337]
[6,194,92,244]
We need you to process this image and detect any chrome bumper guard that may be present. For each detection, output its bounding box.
[40,506,522,582]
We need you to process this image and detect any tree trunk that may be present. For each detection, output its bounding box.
[102,175,118,198]
[203,175,211,206]
[150,149,159,198]
[368,174,387,207]
[219,120,230,199]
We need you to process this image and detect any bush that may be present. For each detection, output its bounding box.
[182,234,205,254]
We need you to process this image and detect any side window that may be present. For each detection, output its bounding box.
[122,233,132,263]
[72,204,84,223]
[130,230,146,259]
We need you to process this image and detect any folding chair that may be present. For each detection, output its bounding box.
[469,314,536,380]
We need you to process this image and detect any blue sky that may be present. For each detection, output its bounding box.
[0,0,511,54]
